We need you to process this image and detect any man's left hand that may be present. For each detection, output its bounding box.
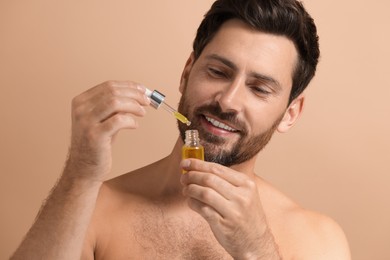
[180,158,278,259]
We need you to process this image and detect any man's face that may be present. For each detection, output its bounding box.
[178,19,298,166]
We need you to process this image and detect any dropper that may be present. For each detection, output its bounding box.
[145,88,191,126]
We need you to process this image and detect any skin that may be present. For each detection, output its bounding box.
[11,19,351,260]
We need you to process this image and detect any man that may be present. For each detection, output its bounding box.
[12,0,351,259]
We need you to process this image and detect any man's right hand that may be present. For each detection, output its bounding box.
[65,81,150,184]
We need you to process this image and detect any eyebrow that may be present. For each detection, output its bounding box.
[206,54,238,70]
[205,54,282,91]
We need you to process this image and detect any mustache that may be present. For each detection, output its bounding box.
[194,103,248,134]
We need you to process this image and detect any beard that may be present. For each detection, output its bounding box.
[177,87,283,167]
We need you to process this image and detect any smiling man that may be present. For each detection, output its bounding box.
[12,0,351,259]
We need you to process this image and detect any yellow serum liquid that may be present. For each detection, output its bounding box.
[174,111,191,126]
[182,146,204,160]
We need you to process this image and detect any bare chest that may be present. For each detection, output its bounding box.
[95,204,232,260]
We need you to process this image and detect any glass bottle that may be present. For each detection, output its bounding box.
[182,129,204,161]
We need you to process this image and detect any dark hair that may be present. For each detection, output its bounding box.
[193,0,320,104]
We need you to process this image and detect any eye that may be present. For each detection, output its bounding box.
[208,67,227,78]
[250,85,271,96]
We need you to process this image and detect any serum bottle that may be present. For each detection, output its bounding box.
[182,130,204,166]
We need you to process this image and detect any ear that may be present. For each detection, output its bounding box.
[179,52,195,93]
[277,93,305,133]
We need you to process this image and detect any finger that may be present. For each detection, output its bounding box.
[71,82,149,121]
[97,82,150,107]
[181,170,235,200]
[98,112,140,137]
[186,196,223,224]
[181,159,246,187]
[75,81,149,108]
[103,82,150,106]
[183,182,232,218]
[92,96,147,123]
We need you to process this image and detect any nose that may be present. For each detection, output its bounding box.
[215,78,245,113]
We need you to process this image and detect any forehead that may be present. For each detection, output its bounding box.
[199,19,298,90]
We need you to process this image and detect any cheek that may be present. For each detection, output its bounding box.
[246,102,286,134]
[186,76,215,104]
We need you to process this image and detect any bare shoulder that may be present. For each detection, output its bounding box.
[94,167,157,212]
[81,169,154,259]
[284,207,351,259]
[257,177,351,260]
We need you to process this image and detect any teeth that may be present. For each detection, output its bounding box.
[205,116,236,132]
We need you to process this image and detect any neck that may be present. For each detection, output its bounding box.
[149,137,184,197]
[125,137,260,202]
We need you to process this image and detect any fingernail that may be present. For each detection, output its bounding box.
[181,159,191,168]
[136,84,145,92]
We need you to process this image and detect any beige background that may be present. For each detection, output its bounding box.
[1,1,389,259]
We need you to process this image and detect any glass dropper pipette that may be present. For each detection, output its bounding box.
[145,88,191,126]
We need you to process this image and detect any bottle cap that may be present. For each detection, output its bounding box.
[145,88,165,109]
